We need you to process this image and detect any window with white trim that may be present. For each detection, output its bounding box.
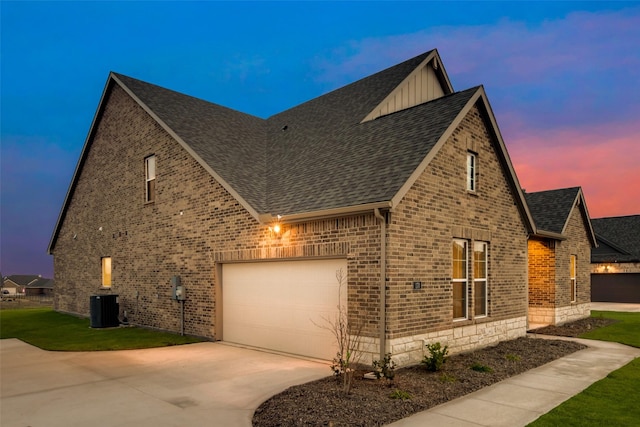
[145,155,156,203]
[473,242,488,317]
[570,255,577,302]
[453,239,468,320]
[101,257,112,288]
[466,152,476,192]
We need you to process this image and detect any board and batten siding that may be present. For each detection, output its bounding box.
[363,62,445,122]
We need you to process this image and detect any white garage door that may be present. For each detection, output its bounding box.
[222,259,347,360]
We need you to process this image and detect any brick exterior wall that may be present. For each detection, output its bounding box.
[592,262,640,274]
[528,200,592,326]
[528,238,556,309]
[383,104,529,363]
[52,85,529,365]
[53,85,383,339]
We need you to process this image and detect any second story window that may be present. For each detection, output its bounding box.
[145,155,156,203]
[466,152,476,192]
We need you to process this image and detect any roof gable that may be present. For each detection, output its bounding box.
[112,73,268,215]
[361,50,453,123]
[525,187,597,245]
[48,48,536,251]
[265,86,479,217]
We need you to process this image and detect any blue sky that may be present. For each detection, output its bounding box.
[1,1,639,278]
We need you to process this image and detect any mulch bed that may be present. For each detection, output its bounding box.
[253,323,598,427]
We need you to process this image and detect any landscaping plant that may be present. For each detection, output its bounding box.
[389,389,412,400]
[422,342,449,372]
[470,362,493,373]
[314,268,364,393]
[373,352,396,380]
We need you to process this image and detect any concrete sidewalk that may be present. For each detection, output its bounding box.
[590,302,640,312]
[386,337,640,427]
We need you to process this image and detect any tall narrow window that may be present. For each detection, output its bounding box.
[570,255,577,302]
[453,239,468,320]
[466,152,476,192]
[145,155,156,202]
[474,242,488,317]
[101,257,112,288]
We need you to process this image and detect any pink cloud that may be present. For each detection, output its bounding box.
[312,6,640,220]
[509,122,640,218]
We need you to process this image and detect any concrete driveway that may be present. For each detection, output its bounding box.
[0,339,329,427]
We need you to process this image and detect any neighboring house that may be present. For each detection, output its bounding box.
[2,275,42,295]
[25,278,55,296]
[49,49,542,366]
[525,187,597,327]
[591,215,640,303]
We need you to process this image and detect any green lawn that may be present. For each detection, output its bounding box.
[528,310,640,426]
[580,311,640,348]
[0,307,203,350]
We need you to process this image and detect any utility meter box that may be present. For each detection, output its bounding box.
[171,276,185,301]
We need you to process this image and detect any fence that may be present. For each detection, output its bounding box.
[0,293,53,306]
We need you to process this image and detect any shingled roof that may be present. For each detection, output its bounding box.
[524,187,597,245]
[49,49,536,252]
[3,275,42,287]
[110,50,465,217]
[591,215,640,263]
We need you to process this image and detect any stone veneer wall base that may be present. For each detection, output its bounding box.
[356,316,528,368]
[528,303,591,327]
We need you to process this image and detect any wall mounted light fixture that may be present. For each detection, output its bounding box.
[269,215,283,236]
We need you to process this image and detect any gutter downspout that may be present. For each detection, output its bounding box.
[374,208,387,361]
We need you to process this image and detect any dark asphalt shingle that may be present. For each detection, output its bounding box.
[591,215,640,263]
[4,275,42,286]
[524,187,581,234]
[112,50,478,216]
[113,73,269,213]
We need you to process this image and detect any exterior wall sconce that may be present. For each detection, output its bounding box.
[269,215,283,236]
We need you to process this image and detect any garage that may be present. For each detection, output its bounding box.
[591,273,640,303]
[222,258,347,360]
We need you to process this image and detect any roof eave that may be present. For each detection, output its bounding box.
[259,201,393,225]
[532,230,567,241]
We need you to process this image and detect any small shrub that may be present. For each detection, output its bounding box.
[439,372,457,383]
[422,342,449,372]
[505,353,521,362]
[373,353,396,380]
[389,389,412,400]
[470,362,493,373]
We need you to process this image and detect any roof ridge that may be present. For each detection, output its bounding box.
[112,72,263,120]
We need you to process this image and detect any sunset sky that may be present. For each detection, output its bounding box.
[1,1,639,278]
